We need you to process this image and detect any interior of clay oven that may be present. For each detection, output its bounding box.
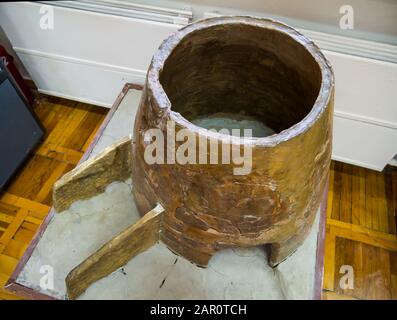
[159,23,323,137]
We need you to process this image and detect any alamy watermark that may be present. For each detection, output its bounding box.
[39,265,54,291]
[339,5,354,30]
[143,120,253,175]
[39,5,54,30]
[339,264,354,290]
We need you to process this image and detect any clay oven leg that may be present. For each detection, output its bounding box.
[269,234,306,267]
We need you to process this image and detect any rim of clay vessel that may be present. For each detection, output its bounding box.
[147,16,334,146]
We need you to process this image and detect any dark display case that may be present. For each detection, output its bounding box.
[0,60,44,189]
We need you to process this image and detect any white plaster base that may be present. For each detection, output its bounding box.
[16,178,320,300]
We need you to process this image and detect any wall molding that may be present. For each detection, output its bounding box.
[14,46,147,107]
[39,0,192,26]
[334,110,397,130]
[300,28,397,64]
[13,46,147,83]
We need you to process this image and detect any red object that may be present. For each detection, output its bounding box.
[0,45,35,106]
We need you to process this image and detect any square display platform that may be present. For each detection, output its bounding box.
[6,84,327,300]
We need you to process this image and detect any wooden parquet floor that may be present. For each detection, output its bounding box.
[323,162,397,300]
[0,94,107,299]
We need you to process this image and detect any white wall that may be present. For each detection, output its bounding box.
[0,2,183,107]
[322,50,397,171]
[0,1,396,171]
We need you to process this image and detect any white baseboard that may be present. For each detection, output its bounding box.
[331,155,384,172]
[37,88,113,108]
[332,116,397,171]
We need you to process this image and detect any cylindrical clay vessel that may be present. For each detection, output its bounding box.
[132,16,334,267]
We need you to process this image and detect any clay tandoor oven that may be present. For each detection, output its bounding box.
[132,16,334,267]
